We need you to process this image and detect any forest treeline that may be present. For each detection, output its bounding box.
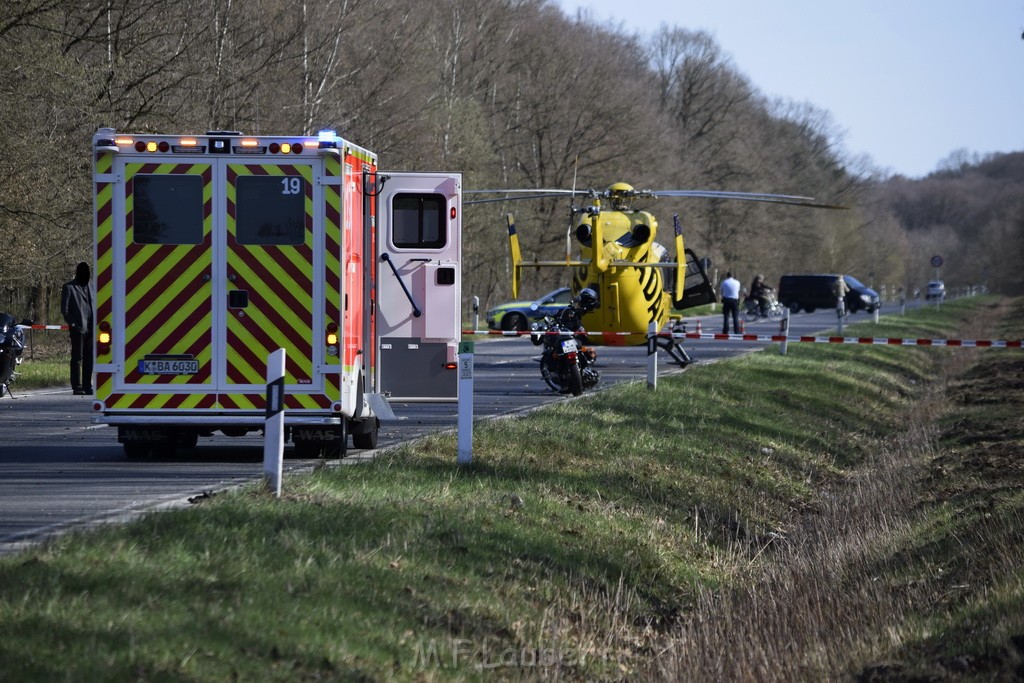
[1,0,1020,320]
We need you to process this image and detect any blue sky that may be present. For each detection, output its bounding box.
[555,0,1023,178]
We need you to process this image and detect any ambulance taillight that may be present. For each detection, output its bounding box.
[326,323,339,356]
[97,321,111,355]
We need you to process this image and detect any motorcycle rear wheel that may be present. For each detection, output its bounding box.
[567,364,583,396]
[540,353,560,391]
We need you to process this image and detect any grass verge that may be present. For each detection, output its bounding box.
[1,297,1021,681]
[5,330,69,391]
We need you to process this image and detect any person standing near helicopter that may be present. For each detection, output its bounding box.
[719,271,741,334]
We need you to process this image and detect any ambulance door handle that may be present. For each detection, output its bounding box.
[379,253,422,318]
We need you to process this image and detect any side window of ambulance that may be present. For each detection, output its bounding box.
[392,194,446,249]
[133,175,203,244]
[236,175,306,245]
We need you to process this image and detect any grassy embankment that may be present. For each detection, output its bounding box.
[1,297,1021,680]
[5,330,68,390]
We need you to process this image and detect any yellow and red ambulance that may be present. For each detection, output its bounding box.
[91,128,461,458]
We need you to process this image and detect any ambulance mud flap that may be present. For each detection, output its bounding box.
[292,424,347,459]
[366,392,397,421]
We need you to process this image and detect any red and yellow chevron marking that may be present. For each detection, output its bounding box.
[324,153,342,372]
[101,392,219,411]
[218,393,332,411]
[224,162,322,410]
[94,152,115,383]
[122,163,214,393]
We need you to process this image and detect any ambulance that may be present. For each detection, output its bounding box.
[91,128,461,458]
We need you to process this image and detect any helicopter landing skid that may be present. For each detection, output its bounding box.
[655,337,692,368]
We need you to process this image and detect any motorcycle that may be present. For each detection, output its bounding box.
[0,313,30,398]
[530,290,600,396]
[742,293,784,323]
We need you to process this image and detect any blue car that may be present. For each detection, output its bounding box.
[486,287,572,331]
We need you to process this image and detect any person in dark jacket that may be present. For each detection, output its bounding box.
[749,274,774,316]
[61,262,94,395]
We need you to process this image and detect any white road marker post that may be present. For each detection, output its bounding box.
[646,321,658,390]
[263,348,286,497]
[457,341,474,466]
[779,308,790,356]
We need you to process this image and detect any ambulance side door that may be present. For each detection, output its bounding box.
[375,172,462,401]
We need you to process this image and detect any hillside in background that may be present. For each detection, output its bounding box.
[874,151,1024,294]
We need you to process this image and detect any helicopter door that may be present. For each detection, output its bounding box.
[375,172,462,401]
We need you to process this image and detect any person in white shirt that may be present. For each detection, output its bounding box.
[719,271,741,334]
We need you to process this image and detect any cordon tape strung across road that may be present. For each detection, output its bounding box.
[21,324,1024,348]
[462,329,1023,348]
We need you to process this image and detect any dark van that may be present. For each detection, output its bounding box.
[777,274,880,314]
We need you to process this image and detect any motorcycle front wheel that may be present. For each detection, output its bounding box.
[767,306,784,322]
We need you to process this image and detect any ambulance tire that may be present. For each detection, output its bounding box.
[123,442,151,459]
[352,417,379,450]
[323,422,348,460]
[292,439,323,459]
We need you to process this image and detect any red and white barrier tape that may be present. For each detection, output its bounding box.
[16,324,68,330]
[462,329,1022,348]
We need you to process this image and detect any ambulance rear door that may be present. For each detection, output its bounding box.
[105,142,330,414]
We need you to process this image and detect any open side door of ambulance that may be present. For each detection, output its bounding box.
[374,172,462,402]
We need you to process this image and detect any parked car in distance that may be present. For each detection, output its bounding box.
[926,280,946,301]
[777,274,880,314]
[487,287,572,331]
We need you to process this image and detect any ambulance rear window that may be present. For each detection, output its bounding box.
[236,175,307,245]
[392,194,446,249]
[132,175,203,244]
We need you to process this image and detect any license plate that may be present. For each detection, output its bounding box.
[139,358,199,375]
[561,338,578,353]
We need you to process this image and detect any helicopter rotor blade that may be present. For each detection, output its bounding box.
[464,192,585,206]
[651,190,847,209]
[465,187,847,209]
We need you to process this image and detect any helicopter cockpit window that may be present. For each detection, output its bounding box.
[392,194,446,249]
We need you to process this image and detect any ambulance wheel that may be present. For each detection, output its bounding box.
[293,439,323,459]
[323,423,348,460]
[352,418,379,450]
[123,442,151,459]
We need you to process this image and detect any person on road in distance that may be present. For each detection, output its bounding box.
[832,275,849,315]
[749,274,774,316]
[61,261,94,395]
[720,271,741,334]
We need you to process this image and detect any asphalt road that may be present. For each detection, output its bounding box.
[0,304,903,555]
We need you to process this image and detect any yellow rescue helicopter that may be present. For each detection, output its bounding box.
[468,182,843,364]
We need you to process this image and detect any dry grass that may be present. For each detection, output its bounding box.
[648,299,1024,681]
